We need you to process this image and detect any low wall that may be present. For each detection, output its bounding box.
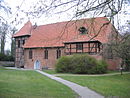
[0,61,15,67]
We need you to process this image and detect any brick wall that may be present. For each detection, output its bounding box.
[24,47,120,70]
[24,47,65,69]
[106,58,121,70]
[89,55,120,70]
[15,36,30,68]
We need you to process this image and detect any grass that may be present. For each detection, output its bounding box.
[59,73,130,97]
[0,67,77,98]
[43,69,126,75]
[43,69,73,75]
[43,69,57,74]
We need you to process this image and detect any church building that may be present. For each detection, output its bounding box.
[13,17,120,70]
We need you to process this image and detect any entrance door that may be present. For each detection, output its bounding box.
[34,60,41,70]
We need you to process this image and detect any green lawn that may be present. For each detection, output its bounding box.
[43,69,130,97]
[43,69,123,75]
[59,73,130,97]
[0,67,77,98]
[43,69,57,74]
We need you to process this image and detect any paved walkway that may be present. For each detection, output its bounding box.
[53,72,130,77]
[36,70,104,98]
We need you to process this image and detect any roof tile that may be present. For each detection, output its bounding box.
[13,21,32,37]
[14,17,115,48]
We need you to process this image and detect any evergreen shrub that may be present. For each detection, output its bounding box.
[0,53,14,61]
[55,54,108,74]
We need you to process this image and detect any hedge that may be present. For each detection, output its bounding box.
[0,53,14,61]
[55,54,108,74]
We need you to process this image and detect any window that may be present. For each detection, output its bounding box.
[44,49,48,59]
[18,40,20,48]
[88,42,102,54]
[56,49,61,59]
[29,50,33,59]
[76,43,83,50]
[78,27,88,34]
[23,40,25,45]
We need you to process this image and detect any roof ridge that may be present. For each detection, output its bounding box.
[37,17,109,27]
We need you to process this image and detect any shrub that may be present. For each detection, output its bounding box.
[0,53,14,61]
[91,60,108,74]
[125,59,130,71]
[70,54,97,74]
[55,56,73,73]
[55,54,108,74]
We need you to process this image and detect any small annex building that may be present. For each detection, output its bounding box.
[13,17,120,70]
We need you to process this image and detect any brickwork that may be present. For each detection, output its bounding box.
[24,47,65,69]
[15,36,30,68]
[15,40,121,70]
[107,59,121,70]
[13,17,121,70]
[16,42,120,70]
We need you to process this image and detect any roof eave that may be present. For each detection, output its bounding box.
[63,40,101,44]
[23,46,65,49]
[13,34,31,38]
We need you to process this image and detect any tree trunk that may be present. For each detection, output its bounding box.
[11,28,17,57]
[11,38,15,57]
[1,34,5,54]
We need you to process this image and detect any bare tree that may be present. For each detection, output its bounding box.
[0,22,9,54]
[103,22,130,71]
[15,0,128,42]
[0,0,11,22]
[22,0,125,22]
[11,27,17,57]
[0,0,13,54]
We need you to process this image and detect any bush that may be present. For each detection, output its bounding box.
[90,60,108,74]
[70,54,97,74]
[56,56,72,73]
[125,59,130,71]
[55,54,108,74]
[0,53,14,61]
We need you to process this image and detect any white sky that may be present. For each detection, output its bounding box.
[5,0,76,29]
[4,0,130,29]
[3,0,76,50]
[1,0,130,50]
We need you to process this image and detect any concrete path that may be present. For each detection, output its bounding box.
[53,72,130,77]
[36,70,104,98]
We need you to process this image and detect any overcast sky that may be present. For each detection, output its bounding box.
[1,0,130,50]
[5,0,76,29]
[4,0,130,29]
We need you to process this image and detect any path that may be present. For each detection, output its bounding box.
[7,67,129,98]
[36,70,104,98]
[53,72,130,77]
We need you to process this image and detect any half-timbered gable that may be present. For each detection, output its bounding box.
[64,41,102,55]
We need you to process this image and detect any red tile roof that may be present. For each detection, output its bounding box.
[13,21,32,37]
[14,17,115,48]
